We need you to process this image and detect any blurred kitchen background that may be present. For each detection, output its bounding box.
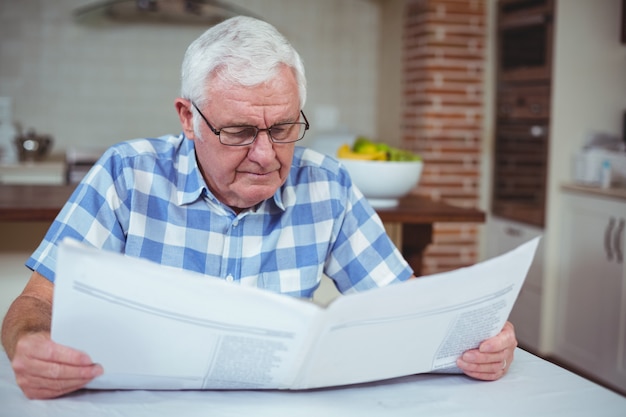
[1,0,626,395]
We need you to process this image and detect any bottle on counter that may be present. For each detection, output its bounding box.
[600,159,612,189]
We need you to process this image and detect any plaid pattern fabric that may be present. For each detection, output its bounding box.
[27,134,412,298]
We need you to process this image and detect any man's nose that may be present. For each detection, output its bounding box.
[248,130,276,160]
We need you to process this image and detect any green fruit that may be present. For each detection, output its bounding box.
[351,136,421,161]
[352,137,375,153]
[387,147,418,161]
[376,143,391,152]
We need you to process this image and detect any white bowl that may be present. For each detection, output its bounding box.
[339,159,423,208]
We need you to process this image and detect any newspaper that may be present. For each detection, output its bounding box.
[51,237,540,390]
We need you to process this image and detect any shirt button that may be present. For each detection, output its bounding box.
[232,219,239,227]
[226,274,234,282]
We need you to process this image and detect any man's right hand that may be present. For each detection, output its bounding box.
[2,271,103,399]
[11,331,103,399]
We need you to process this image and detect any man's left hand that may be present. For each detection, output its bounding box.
[456,320,517,380]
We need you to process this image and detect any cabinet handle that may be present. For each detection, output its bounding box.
[530,125,545,137]
[615,218,624,264]
[505,227,522,237]
[605,217,615,261]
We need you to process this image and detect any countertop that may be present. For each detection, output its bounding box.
[0,184,77,221]
[561,183,626,200]
[0,184,485,224]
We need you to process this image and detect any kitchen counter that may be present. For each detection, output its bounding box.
[0,184,76,221]
[0,185,485,276]
[562,183,626,200]
[0,161,66,185]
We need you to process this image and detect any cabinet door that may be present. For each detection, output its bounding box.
[607,214,626,391]
[555,193,625,387]
[485,216,543,352]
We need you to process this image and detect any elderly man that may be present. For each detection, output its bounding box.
[1,16,517,399]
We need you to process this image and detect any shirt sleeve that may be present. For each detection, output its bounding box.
[25,148,131,282]
[324,171,414,294]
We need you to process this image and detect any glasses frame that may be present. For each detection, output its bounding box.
[191,102,310,147]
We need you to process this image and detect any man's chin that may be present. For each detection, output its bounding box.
[233,188,279,209]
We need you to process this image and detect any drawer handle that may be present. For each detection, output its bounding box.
[615,218,624,264]
[604,217,615,261]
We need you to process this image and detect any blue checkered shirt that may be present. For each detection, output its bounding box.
[26,134,413,298]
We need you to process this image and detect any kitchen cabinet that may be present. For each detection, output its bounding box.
[485,216,544,352]
[554,189,626,393]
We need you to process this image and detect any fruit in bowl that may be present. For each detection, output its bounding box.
[337,137,421,162]
[337,137,423,208]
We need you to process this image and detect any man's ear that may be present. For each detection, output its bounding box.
[174,98,197,139]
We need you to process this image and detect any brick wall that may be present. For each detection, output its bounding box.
[402,0,486,275]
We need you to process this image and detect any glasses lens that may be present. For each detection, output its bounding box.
[271,123,306,142]
[220,126,258,146]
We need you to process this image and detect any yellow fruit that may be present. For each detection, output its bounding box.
[336,144,353,158]
[337,140,420,162]
[337,144,386,160]
[370,151,388,160]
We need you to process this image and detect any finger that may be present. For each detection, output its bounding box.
[461,350,506,365]
[18,334,94,366]
[41,343,95,366]
[12,335,103,399]
[17,373,98,400]
[460,368,504,381]
[457,358,509,380]
[479,321,518,353]
[13,361,103,399]
[458,356,507,371]
[13,355,103,381]
[458,348,514,380]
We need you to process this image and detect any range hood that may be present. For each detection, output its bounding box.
[73,0,260,25]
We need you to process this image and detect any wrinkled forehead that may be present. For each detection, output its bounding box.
[202,64,300,104]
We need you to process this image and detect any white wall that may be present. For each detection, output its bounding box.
[376,0,405,146]
[542,0,626,350]
[0,0,382,153]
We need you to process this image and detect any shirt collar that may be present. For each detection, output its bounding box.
[176,134,206,206]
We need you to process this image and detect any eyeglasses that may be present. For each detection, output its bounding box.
[192,102,310,147]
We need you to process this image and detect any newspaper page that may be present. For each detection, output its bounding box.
[51,236,540,390]
[52,240,322,390]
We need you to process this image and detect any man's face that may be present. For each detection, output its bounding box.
[176,65,300,212]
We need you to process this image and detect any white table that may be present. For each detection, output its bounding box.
[1,349,624,417]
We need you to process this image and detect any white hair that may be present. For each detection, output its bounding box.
[180,16,307,136]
